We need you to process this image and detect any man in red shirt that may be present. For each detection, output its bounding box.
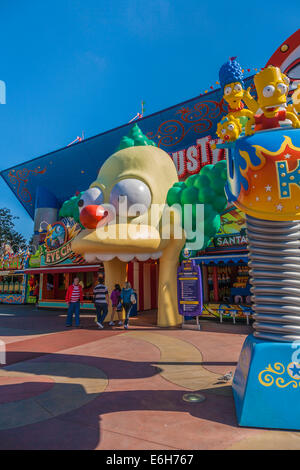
[65,277,83,327]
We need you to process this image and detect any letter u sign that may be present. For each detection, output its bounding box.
[276,159,300,198]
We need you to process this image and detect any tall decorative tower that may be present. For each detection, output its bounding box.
[227,126,300,429]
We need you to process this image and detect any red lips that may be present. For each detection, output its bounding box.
[79,205,108,229]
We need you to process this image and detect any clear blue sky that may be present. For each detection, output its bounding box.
[0,0,299,241]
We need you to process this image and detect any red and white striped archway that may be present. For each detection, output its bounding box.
[127,260,159,312]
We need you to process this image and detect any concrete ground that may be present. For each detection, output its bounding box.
[0,304,299,450]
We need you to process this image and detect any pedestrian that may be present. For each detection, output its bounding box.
[65,277,83,327]
[33,281,39,304]
[109,284,123,326]
[94,276,109,329]
[130,289,138,317]
[121,281,135,330]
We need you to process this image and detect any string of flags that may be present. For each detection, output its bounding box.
[67,131,85,146]
[129,100,145,122]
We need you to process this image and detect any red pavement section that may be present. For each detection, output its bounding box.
[5,329,123,365]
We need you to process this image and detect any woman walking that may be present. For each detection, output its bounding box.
[121,281,135,330]
[109,284,123,326]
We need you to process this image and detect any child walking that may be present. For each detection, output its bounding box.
[109,284,123,326]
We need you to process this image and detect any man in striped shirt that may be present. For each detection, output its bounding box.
[65,277,83,327]
[94,277,109,329]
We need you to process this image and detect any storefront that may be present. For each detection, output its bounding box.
[195,205,252,322]
[0,254,28,304]
[25,218,104,310]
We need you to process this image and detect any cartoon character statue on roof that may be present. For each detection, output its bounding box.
[215,62,300,149]
[219,57,255,134]
[2,243,13,261]
[247,66,300,131]
[215,114,242,147]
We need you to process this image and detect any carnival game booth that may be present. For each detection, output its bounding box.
[25,218,104,310]
[195,205,252,323]
[0,253,28,304]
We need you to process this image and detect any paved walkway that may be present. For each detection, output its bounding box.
[0,305,299,450]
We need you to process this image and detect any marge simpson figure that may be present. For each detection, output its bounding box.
[219,57,255,134]
[250,66,300,131]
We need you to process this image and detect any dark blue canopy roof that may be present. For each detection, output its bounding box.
[1,77,254,219]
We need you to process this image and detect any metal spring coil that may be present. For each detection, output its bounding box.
[246,215,300,342]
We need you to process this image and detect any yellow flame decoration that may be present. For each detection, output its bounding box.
[253,135,300,161]
[239,150,266,187]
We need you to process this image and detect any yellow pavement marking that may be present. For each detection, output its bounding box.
[126,331,232,395]
[0,362,108,430]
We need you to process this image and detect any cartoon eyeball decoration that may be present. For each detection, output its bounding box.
[77,187,108,229]
[109,178,152,216]
[216,115,242,142]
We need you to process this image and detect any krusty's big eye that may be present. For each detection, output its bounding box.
[263,85,275,97]
[277,83,287,94]
[234,84,242,91]
[77,187,104,211]
[110,178,151,215]
[224,86,232,95]
[227,124,234,131]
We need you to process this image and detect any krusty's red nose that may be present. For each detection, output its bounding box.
[79,205,108,229]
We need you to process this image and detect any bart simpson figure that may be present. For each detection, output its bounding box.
[219,57,256,132]
[252,66,300,131]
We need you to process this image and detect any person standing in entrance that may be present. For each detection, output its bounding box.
[65,277,83,327]
[121,281,135,330]
[94,277,109,329]
[109,284,123,326]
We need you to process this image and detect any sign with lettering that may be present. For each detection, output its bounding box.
[40,219,84,266]
[177,259,203,317]
[209,205,248,250]
[41,241,73,265]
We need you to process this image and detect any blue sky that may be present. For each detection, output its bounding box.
[0,0,299,241]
